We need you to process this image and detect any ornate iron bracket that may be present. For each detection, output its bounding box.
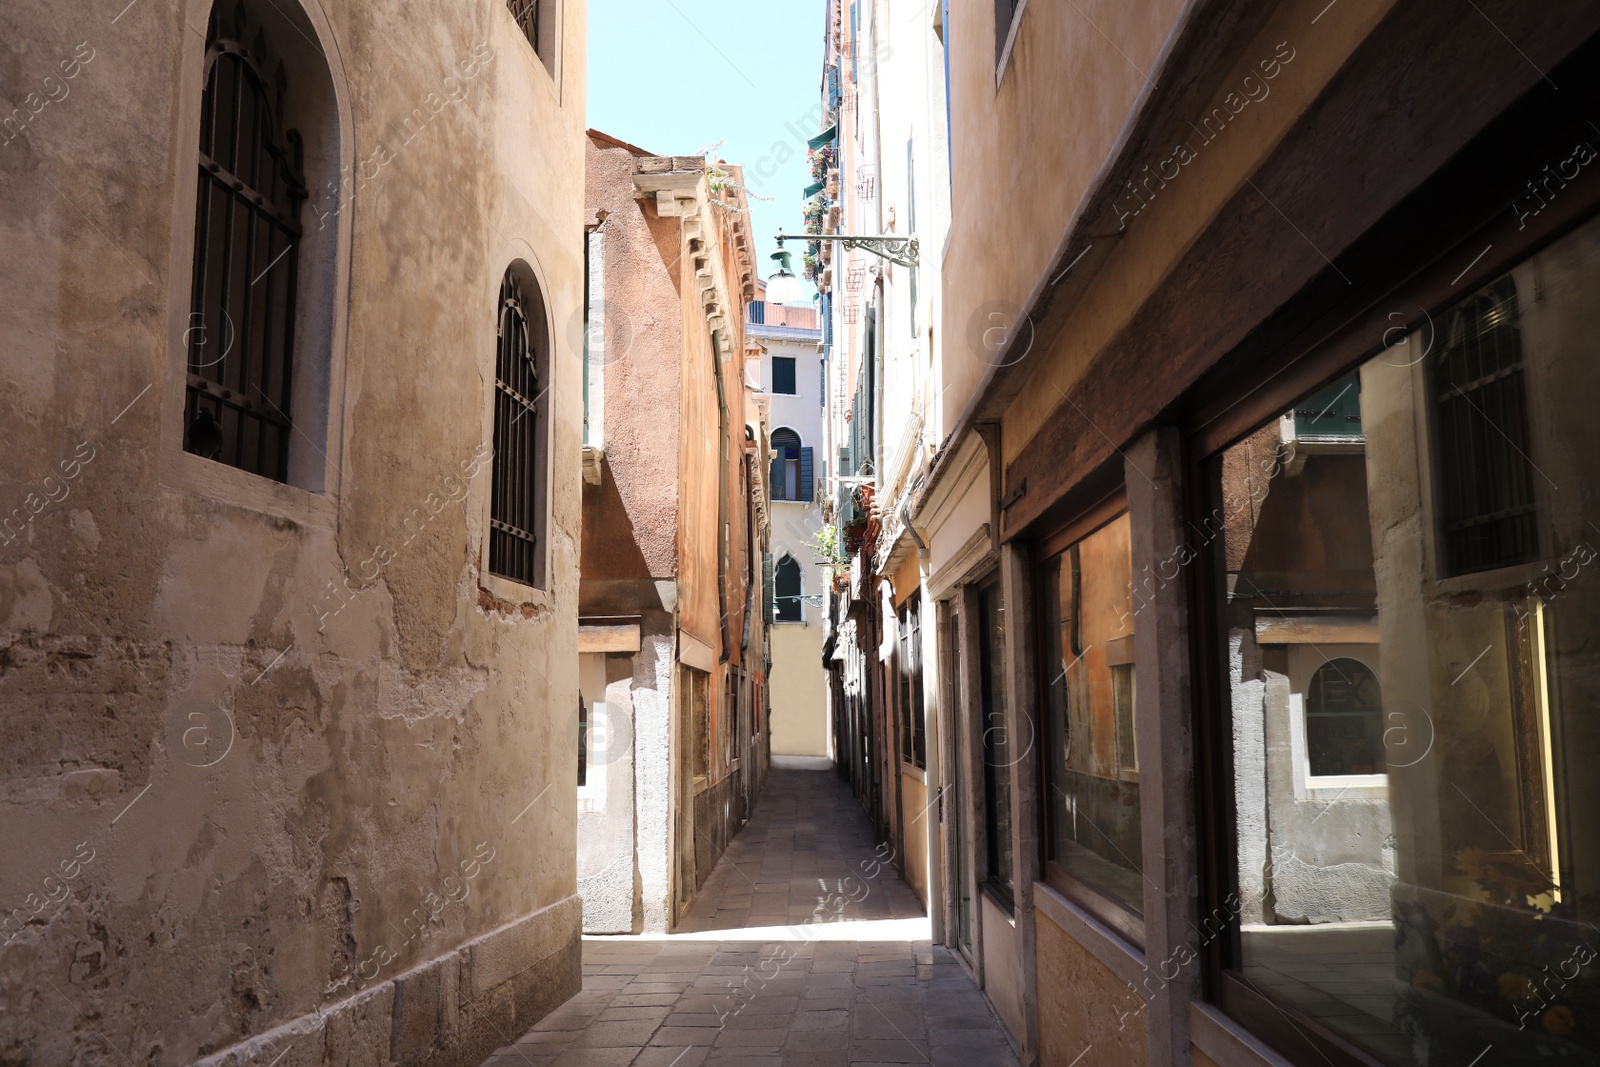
[775,230,919,269]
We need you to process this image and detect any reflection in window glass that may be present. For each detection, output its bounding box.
[1216,215,1600,1066]
[1040,512,1142,919]
[979,578,1014,901]
[1306,657,1384,777]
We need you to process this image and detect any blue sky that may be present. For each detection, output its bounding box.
[586,0,824,300]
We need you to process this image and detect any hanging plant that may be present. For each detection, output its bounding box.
[807,144,835,183]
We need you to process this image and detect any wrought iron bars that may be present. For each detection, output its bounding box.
[184,14,306,482]
[489,269,542,585]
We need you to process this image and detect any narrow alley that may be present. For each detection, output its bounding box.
[482,771,1018,1067]
[10,0,1600,1065]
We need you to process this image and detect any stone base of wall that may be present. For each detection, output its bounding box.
[195,895,582,1067]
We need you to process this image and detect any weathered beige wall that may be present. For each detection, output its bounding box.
[940,0,1187,438]
[582,139,682,589]
[0,0,587,1062]
[980,893,1025,1041]
[899,770,929,905]
[1036,912,1150,1067]
[939,0,1403,458]
[770,622,827,757]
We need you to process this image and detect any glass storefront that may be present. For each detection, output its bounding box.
[1212,214,1600,1065]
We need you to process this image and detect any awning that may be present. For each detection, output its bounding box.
[807,125,838,149]
[802,181,825,199]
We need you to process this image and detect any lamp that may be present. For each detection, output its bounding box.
[765,249,805,304]
[775,229,918,270]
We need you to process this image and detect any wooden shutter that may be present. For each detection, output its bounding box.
[799,447,814,502]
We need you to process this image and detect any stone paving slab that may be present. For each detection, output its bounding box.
[480,770,1019,1067]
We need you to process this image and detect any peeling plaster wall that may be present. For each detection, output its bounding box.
[0,0,587,1063]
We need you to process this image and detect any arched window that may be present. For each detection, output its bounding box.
[1306,658,1384,777]
[775,554,802,622]
[769,428,812,502]
[183,6,308,481]
[489,264,549,586]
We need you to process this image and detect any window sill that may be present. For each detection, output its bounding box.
[481,571,553,613]
[980,878,1015,916]
[899,761,928,783]
[1044,862,1145,951]
[1303,774,1386,800]
[1189,1002,1299,1067]
[163,450,337,529]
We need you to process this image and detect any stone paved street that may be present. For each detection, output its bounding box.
[481,770,1020,1066]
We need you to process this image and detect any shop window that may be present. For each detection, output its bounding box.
[978,577,1014,905]
[1039,510,1143,933]
[1207,217,1600,1066]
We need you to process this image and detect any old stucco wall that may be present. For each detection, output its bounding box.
[0,0,587,1063]
[581,137,682,587]
[939,0,1402,454]
[1036,911,1150,1067]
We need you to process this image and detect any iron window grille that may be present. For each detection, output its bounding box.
[1428,274,1540,575]
[508,0,539,51]
[855,166,875,202]
[489,268,543,585]
[184,8,307,481]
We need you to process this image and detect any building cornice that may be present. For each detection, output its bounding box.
[632,161,744,362]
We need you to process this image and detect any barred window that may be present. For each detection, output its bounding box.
[184,7,307,481]
[489,266,547,586]
[508,0,539,51]
[1429,274,1540,575]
